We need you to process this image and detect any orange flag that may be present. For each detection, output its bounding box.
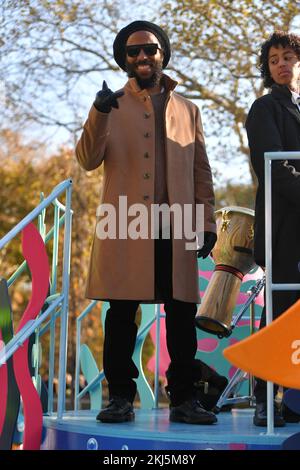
[223,299,300,389]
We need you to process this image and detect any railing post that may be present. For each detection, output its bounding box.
[154,304,161,409]
[48,203,60,414]
[57,182,73,419]
[264,151,300,434]
[265,152,274,435]
[74,316,81,412]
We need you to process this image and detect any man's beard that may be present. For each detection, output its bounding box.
[126,60,163,89]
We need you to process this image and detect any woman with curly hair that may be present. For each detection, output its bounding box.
[246,31,300,427]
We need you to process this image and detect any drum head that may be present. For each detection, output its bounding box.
[195,315,232,338]
[215,206,254,217]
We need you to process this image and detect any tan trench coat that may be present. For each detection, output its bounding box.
[75,74,216,303]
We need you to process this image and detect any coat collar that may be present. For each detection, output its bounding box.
[271,84,300,125]
[124,73,178,96]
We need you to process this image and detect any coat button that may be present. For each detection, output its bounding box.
[144,112,151,119]
[143,173,150,179]
[144,152,150,158]
[144,132,150,138]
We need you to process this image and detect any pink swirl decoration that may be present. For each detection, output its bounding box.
[12,223,49,450]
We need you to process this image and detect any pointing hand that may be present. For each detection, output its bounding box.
[93,80,124,113]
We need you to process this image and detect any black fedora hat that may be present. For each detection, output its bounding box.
[113,20,171,71]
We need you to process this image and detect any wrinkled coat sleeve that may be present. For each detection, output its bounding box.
[246,99,300,208]
[194,106,216,232]
[75,105,110,171]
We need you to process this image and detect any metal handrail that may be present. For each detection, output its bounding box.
[7,214,66,288]
[0,179,72,250]
[265,151,300,435]
[0,178,73,418]
[0,295,64,366]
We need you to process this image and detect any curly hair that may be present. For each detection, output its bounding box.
[259,31,300,88]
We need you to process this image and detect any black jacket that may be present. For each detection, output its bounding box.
[246,84,300,274]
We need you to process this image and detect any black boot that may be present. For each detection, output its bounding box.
[253,402,285,427]
[170,399,217,425]
[96,397,135,423]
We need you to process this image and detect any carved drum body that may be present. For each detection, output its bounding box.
[195,206,255,338]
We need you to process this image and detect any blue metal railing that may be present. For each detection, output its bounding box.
[1,176,162,423]
[265,151,300,435]
[0,179,73,419]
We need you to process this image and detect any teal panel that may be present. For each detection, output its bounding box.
[80,344,102,410]
[133,304,155,409]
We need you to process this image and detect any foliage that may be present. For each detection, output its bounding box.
[0,0,161,135]
[215,182,256,210]
[0,0,299,185]
[161,0,300,181]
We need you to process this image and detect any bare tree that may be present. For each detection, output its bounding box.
[0,1,160,137]
[161,0,300,182]
[1,0,299,183]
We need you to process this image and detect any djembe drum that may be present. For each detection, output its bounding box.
[195,206,256,338]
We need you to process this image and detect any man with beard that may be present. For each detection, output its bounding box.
[76,21,217,424]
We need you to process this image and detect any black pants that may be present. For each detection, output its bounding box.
[254,289,300,403]
[103,237,198,406]
[254,241,300,404]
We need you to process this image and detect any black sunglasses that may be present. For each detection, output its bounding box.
[126,43,161,58]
